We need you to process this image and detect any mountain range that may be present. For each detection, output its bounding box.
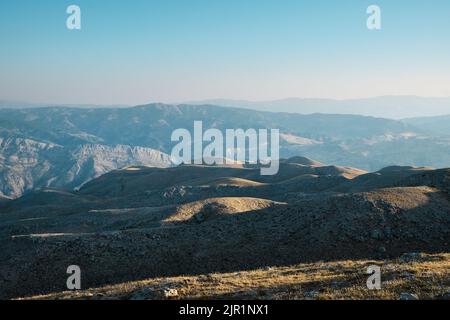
[0,102,449,299]
[0,103,449,198]
[187,96,450,119]
[3,96,450,119]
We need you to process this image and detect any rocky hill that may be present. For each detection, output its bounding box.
[0,156,448,299]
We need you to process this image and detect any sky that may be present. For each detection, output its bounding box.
[1,0,450,105]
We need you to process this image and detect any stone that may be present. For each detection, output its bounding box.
[400,272,415,280]
[370,229,384,240]
[304,290,320,299]
[378,246,387,253]
[195,213,206,223]
[400,252,424,263]
[163,288,179,299]
[399,293,419,300]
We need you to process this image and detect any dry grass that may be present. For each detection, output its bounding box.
[165,197,283,223]
[204,177,267,187]
[24,253,449,300]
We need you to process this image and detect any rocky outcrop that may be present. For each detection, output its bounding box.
[0,134,172,198]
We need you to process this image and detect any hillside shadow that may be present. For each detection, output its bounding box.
[1,189,449,299]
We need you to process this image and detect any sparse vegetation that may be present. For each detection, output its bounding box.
[1,157,448,300]
[24,253,449,300]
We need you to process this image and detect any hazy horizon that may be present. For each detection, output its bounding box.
[1,0,450,105]
[2,95,449,119]
[3,94,450,106]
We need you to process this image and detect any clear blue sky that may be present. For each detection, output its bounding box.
[1,0,449,105]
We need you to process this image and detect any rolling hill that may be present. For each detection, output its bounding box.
[0,156,448,299]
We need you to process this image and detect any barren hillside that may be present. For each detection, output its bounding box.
[0,157,448,300]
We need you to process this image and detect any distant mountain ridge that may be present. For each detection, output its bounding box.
[187,96,450,119]
[0,100,130,109]
[0,103,449,198]
[403,115,450,136]
[3,96,450,119]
